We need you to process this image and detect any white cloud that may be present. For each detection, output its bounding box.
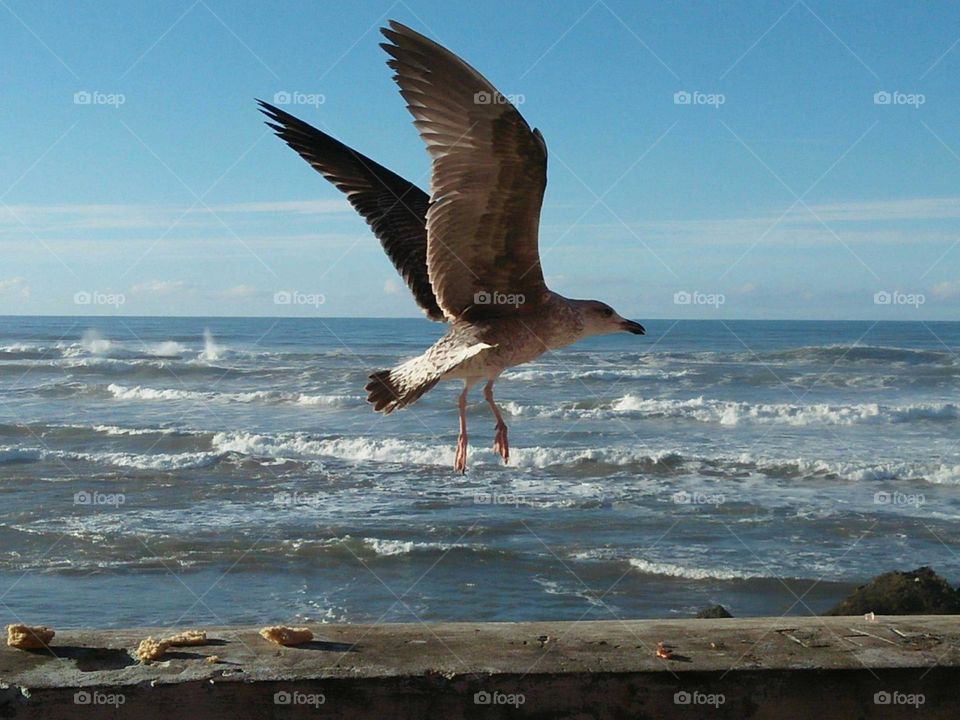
[208,199,351,215]
[931,280,960,299]
[217,284,258,299]
[0,199,353,236]
[383,278,401,295]
[0,277,30,297]
[130,280,193,296]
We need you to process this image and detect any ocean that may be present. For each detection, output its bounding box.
[1,316,958,629]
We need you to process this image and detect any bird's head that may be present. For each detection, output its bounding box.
[570,299,645,338]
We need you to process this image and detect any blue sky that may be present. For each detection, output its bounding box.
[1,0,959,319]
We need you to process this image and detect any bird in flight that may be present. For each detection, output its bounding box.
[259,20,645,473]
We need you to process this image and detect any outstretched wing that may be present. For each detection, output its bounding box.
[258,100,444,321]
[381,21,550,321]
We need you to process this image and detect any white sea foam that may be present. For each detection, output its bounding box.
[106,383,352,406]
[0,445,220,470]
[92,424,181,437]
[627,559,767,581]
[507,394,960,426]
[209,431,960,484]
[502,365,690,382]
[212,432,449,465]
[80,329,112,355]
[72,450,221,471]
[199,328,222,361]
[147,341,187,357]
[363,538,465,556]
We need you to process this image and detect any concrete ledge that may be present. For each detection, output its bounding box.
[2,616,958,718]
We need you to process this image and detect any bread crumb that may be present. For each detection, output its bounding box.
[135,629,210,662]
[165,630,207,647]
[206,655,219,664]
[135,636,170,663]
[6,624,55,650]
[259,626,314,646]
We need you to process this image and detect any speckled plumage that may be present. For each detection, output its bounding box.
[262,21,644,471]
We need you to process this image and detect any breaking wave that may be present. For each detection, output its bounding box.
[506,394,960,426]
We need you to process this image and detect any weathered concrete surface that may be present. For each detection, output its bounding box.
[1,616,958,718]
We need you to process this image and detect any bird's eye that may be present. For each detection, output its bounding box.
[601,307,613,317]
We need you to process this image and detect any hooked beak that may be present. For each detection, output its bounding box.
[621,319,646,335]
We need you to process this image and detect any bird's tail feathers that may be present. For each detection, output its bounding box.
[365,366,438,414]
[365,341,495,414]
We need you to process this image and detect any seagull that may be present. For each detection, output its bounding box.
[259,20,645,473]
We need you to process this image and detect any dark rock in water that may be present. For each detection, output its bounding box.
[826,567,960,616]
[695,604,733,619]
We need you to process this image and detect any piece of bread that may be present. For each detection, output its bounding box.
[164,630,207,647]
[259,626,314,646]
[134,629,210,662]
[6,624,55,650]
[134,636,170,663]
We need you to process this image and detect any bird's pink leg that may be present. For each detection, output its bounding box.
[454,385,469,474]
[484,380,509,464]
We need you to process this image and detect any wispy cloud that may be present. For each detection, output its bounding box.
[0,199,353,235]
[0,277,30,297]
[931,280,960,299]
[130,279,194,296]
[216,284,259,299]
[551,196,960,248]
